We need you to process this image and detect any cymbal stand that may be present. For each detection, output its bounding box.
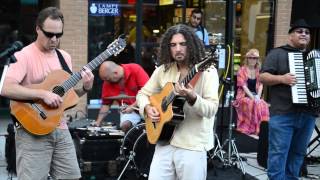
[208,115,225,163]
[117,150,135,180]
[209,133,225,162]
[220,88,245,174]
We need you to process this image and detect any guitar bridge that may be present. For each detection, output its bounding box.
[152,122,156,129]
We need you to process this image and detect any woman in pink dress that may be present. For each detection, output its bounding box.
[233,49,269,135]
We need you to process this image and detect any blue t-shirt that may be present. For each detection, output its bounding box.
[195,26,209,46]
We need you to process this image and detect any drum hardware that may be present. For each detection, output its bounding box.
[74,123,153,179]
[207,116,225,169]
[217,2,245,174]
[117,123,155,179]
[68,118,93,130]
[75,126,124,140]
[216,45,245,174]
[220,89,245,173]
[104,94,136,100]
[117,150,136,180]
[208,133,225,163]
[79,160,119,178]
[119,104,140,112]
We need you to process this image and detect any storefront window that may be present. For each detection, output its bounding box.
[87,0,275,99]
[88,0,161,99]
[238,0,275,62]
[0,0,57,108]
[204,0,275,72]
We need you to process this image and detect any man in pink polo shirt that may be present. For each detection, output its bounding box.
[1,7,94,180]
[95,61,149,132]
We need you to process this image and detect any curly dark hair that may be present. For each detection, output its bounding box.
[158,24,205,71]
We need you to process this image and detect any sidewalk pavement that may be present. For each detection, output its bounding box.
[0,117,320,180]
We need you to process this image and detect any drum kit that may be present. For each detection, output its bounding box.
[71,94,155,179]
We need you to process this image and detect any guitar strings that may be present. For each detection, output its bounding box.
[51,37,126,96]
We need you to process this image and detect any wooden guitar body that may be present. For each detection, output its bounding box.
[145,82,175,144]
[9,35,127,135]
[10,70,79,135]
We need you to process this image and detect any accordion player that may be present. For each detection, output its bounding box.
[289,49,320,107]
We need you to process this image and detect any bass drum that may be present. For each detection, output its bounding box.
[120,123,155,177]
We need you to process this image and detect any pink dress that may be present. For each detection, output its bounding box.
[232,66,269,135]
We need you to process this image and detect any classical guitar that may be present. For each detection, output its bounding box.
[145,53,217,144]
[10,35,126,135]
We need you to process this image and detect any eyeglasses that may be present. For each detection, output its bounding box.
[39,26,63,39]
[247,57,259,60]
[294,29,310,35]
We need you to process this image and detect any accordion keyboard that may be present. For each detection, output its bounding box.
[288,52,308,104]
[305,50,320,102]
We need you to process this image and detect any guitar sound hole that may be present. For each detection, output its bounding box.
[52,86,65,96]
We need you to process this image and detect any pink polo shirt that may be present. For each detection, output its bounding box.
[6,42,72,129]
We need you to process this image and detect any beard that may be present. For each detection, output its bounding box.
[174,53,185,61]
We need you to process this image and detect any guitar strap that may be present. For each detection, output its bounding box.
[189,72,202,87]
[55,49,72,75]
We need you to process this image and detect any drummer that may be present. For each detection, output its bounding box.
[94,61,150,133]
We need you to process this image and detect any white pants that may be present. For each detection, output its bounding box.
[148,144,207,180]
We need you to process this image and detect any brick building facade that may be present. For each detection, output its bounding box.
[60,1,89,117]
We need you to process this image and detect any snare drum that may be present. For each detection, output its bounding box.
[120,123,155,177]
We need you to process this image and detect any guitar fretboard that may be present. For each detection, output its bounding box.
[52,36,126,96]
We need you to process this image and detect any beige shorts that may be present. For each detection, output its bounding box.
[15,128,81,180]
[120,111,141,126]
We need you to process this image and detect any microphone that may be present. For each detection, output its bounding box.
[0,41,23,60]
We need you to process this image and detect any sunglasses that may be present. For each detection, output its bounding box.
[39,26,63,38]
[294,29,310,35]
[247,57,259,60]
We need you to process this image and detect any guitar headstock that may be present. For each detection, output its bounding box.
[107,34,127,56]
[196,51,218,72]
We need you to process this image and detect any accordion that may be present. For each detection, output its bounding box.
[288,50,320,107]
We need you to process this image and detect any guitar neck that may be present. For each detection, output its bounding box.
[60,44,122,93]
[165,66,198,106]
[180,66,198,85]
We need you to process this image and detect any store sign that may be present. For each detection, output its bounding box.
[89,2,120,16]
[160,0,174,6]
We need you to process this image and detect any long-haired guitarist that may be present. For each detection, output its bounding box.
[136,24,219,180]
[1,7,94,180]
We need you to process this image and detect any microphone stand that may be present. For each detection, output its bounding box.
[218,0,245,175]
[0,55,17,94]
[219,78,245,175]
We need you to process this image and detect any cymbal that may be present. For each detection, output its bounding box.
[104,94,136,100]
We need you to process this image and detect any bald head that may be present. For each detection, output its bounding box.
[99,61,123,83]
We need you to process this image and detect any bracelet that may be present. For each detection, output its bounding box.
[82,86,90,93]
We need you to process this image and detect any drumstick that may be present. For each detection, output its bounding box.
[120,105,139,111]
[131,106,139,111]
